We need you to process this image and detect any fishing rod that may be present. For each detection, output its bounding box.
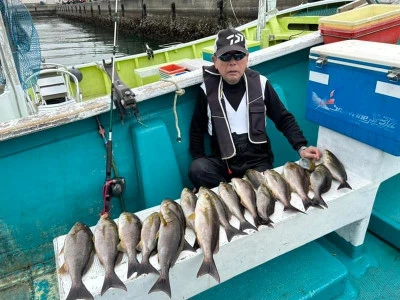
[101,0,127,215]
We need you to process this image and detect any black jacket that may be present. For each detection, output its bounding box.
[189,71,307,162]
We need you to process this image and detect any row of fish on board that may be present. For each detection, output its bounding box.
[58,149,352,300]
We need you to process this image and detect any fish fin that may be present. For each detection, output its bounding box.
[127,256,140,279]
[101,271,127,296]
[239,219,258,231]
[197,256,220,283]
[136,259,159,277]
[136,240,143,252]
[192,238,201,251]
[183,239,196,252]
[188,213,196,221]
[338,181,352,190]
[58,262,68,275]
[284,204,307,215]
[59,245,64,256]
[66,281,93,300]
[117,241,126,253]
[302,197,313,211]
[148,274,171,298]
[224,224,247,242]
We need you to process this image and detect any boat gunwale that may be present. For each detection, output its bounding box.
[0,31,323,142]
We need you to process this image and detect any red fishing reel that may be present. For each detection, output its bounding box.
[102,177,126,214]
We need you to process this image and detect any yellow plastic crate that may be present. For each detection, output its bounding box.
[319,4,400,31]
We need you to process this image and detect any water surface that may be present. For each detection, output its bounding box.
[32,15,160,67]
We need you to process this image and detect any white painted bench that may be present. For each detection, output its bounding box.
[53,126,400,299]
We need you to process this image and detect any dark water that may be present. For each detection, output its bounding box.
[32,15,161,67]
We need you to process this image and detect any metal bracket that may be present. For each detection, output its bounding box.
[316,57,328,68]
[387,69,400,83]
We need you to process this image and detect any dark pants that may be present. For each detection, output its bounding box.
[188,133,273,189]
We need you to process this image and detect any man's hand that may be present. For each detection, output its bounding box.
[299,146,322,160]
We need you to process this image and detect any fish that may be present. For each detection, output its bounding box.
[117,212,142,279]
[58,222,94,300]
[161,198,196,252]
[198,187,246,242]
[94,213,127,296]
[194,192,220,283]
[264,169,305,214]
[255,183,276,227]
[180,187,197,230]
[310,164,332,208]
[148,204,185,298]
[136,212,160,277]
[323,149,352,190]
[282,162,313,210]
[244,169,265,190]
[218,182,258,231]
[231,178,262,228]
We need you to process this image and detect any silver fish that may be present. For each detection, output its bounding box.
[59,222,94,300]
[94,213,127,296]
[283,162,313,210]
[198,187,246,242]
[310,164,332,208]
[194,192,220,283]
[180,187,197,230]
[231,178,262,228]
[256,183,275,227]
[264,169,305,214]
[218,182,257,231]
[161,198,195,252]
[323,149,352,190]
[148,205,185,298]
[136,212,160,276]
[245,169,265,190]
[117,212,142,279]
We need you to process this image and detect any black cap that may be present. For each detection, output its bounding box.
[214,28,249,57]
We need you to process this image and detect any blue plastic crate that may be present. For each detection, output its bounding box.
[306,40,400,156]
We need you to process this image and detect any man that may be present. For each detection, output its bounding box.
[189,28,321,190]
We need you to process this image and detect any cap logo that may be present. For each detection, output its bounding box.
[226,33,244,45]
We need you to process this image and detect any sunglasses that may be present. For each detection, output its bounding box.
[217,52,247,62]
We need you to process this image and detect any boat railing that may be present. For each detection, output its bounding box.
[24,64,82,114]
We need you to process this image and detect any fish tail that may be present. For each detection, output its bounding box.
[225,224,247,242]
[197,256,220,283]
[302,197,313,211]
[312,195,328,209]
[66,281,93,300]
[338,181,352,190]
[148,274,171,298]
[284,204,307,215]
[259,217,274,228]
[101,271,127,296]
[239,219,258,231]
[136,257,159,277]
[127,256,140,279]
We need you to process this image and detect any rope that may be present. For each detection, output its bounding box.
[229,0,240,26]
[161,78,185,142]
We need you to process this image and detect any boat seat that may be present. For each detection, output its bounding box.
[37,75,68,103]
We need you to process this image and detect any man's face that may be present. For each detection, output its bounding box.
[212,51,249,85]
